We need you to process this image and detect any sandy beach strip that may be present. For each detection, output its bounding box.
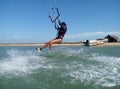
[0,43,43,46]
[98,42,120,46]
[0,42,120,46]
[0,43,83,46]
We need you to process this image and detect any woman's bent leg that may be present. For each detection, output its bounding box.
[49,39,62,50]
[41,38,62,50]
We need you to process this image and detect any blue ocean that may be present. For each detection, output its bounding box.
[0,46,120,89]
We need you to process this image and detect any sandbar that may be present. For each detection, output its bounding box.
[0,42,120,46]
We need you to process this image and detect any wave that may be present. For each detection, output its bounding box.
[64,52,120,87]
[0,46,120,88]
[42,46,120,87]
[0,48,53,77]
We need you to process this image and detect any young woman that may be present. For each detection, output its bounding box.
[36,20,67,51]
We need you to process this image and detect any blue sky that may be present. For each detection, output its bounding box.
[0,0,120,43]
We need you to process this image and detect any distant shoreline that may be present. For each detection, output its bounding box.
[0,42,120,46]
[0,43,83,46]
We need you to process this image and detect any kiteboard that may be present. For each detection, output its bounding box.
[36,48,42,52]
[36,47,53,56]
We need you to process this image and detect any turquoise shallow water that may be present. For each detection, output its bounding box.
[0,46,120,89]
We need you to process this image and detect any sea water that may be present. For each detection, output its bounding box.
[0,46,120,89]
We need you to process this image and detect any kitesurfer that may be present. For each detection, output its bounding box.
[36,19,67,51]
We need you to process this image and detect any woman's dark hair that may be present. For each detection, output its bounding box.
[61,22,66,26]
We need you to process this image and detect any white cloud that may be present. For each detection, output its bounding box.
[0,35,29,43]
[0,31,120,43]
[65,31,120,41]
[66,32,104,38]
[12,36,19,39]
